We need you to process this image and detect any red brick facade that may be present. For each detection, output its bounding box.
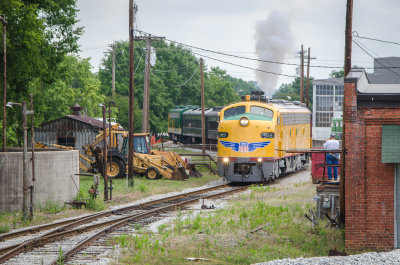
[344,79,400,250]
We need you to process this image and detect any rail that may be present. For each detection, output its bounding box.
[0,183,237,263]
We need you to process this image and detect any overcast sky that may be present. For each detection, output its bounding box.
[76,0,400,93]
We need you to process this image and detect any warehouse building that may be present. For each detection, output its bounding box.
[344,67,400,249]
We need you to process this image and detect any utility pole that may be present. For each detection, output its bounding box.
[344,0,353,77]
[128,0,136,186]
[300,45,304,103]
[22,102,29,219]
[341,0,353,225]
[1,16,7,152]
[142,36,150,134]
[30,94,35,219]
[102,104,108,201]
[200,58,205,155]
[305,48,316,108]
[110,44,117,97]
[133,34,164,133]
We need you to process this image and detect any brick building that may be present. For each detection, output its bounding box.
[344,68,400,250]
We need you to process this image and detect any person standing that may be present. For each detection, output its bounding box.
[323,133,340,181]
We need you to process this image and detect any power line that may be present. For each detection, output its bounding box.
[353,39,400,78]
[152,63,200,87]
[191,51,344,84]
[136,29,400,71]
[353,31,400,46]
[134,29,342,69]
[164,37,345,69]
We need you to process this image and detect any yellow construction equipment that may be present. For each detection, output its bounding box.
[36,124,190,180]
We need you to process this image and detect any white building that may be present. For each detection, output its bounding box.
[312,78,344,140]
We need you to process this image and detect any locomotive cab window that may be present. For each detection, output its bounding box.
[224,106,245,118]
[249,106,273,118]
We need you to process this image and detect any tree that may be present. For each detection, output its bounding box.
[273,77,314,110]
[329,69,345,78]
[0,0,83,146]
[98,40,247,133]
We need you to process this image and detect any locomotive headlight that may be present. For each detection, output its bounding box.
[223,157,229,164]
[239,116,249,126]
[257,157,263,164]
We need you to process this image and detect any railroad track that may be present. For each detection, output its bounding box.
[0,183,247,264]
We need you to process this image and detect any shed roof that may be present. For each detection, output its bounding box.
[40,114,111,130]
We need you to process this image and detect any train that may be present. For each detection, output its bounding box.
[168,105,223,145]
[217,92,311,182]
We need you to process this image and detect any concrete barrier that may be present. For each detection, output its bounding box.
[0,149,79,212]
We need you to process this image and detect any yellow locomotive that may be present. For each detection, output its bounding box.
[217,92,311,182]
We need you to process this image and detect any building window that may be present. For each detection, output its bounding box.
[58,136,75,147]
[335,96,344,107]
[315,112,333,127]
[335,85,344,95]
[316,96,333,111]
[316,85,334,95]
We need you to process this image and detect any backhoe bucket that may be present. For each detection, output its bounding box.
[170,167,189,180]
[188,164,202,178]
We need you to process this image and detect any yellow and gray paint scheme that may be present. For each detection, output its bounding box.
[217,97,311,182]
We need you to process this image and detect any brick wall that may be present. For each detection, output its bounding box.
[344,80,400,250]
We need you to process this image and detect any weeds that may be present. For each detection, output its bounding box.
[113,180,345,264]
[74,191,105,211]
[0,225,10,234]
[39,201,65,214]
[137,183,149,193]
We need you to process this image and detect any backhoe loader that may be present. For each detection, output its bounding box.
[36,124,191,180]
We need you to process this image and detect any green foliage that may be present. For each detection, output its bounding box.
[329,69,345,78]
[98,40,252,133]
[273,77,313,109]
[113,184,346,264]
[57,246,65,265]
[74,191,105,211]
[0,225,10,234]
[137,183,149,193]
[35,56,104,124]
[39,201,65,214]
[0,0,84,147]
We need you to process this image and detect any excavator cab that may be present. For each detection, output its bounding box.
[119,133,189,180]
[121,133,151,155]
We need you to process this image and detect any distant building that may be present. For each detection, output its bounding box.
[312,78,344,140]
[35,104,117,150]
[368,57,400,84]
[312,57,400,140]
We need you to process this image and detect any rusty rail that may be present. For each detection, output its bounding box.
[48,186,247,265]
[0,183,234,262]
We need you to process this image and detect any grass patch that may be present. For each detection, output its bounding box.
[113,179,346,265]
[0,172,220,233]
[39,201,66,214]
[0,225,10,234]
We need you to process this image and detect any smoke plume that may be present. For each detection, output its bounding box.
[255,10,295,97]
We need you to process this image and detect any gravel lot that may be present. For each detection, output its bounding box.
[254,249,400,265]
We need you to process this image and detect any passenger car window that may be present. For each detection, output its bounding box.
[224,106,245,118]
[249,106,273,118]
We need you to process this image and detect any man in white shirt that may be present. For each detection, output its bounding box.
[323,133,340,181]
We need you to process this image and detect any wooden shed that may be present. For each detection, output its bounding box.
[35,104,110,150]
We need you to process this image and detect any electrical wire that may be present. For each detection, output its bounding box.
[353,31,400,46]
[352,39,400,78]
[136,29,400,71]
[190,51,344,84]
[152,64,200,87]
